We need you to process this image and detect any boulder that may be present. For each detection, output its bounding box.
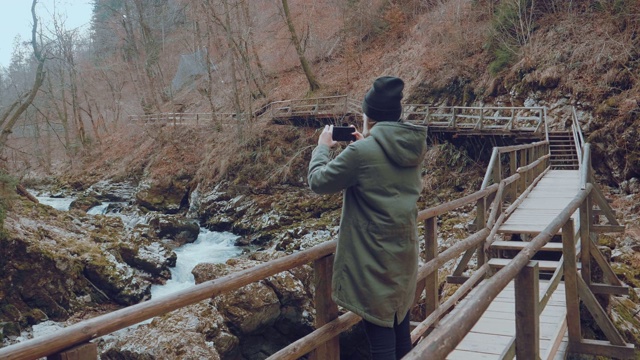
[99,303,224,360]
[135,180,190,214]
[147,214,200,245]
[69,195,102,212]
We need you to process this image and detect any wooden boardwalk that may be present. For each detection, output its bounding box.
[443,170,581,359]
[498,170,581,235]
[446,281,567,360]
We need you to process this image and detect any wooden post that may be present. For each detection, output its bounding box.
[476,198,486,268]
[493,154,501,185]
[562,219,582,343]
[311,255,339,360]
[518,149,526,192]
[509,152,517,202]
[580,195,592,287]
[515,261,539,359]
[47,342,97,360]
[451,107,457,129]
[425,217,438,315]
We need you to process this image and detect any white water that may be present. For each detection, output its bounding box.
[150,229,242,299]
[34,195,243,298]
[36,197,75,211]
[87,203,111,215]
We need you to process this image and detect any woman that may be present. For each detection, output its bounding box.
[308,76,427,359]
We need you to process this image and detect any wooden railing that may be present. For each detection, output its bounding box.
[404,143,633,360]
[269,95,353,119]
[127,97,551,138]
[403,105,548,134]
[571,106,585,165]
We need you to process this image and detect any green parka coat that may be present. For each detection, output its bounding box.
[308,122,427,327]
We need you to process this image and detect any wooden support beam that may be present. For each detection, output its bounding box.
[515,262,539,359]
[562,219,582,342]
[47,342,96,360]
[589,238,622,286]
[575,275,626,346]
[588,179,619,225]
[446,275,470,284]
[568,339,635,359]
[451,248,475,277]
[592,225,626,233]
[590,283,630,296]
[311,255,339,360]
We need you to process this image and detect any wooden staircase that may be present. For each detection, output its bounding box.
[548,132,579,170]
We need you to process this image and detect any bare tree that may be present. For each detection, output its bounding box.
[279,0,320,92]
[0,0,47,150]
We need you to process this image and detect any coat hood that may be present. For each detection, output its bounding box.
[369,122,427,167]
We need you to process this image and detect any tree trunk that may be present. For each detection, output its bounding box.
[280,0,320,92]
[0,0,46,150]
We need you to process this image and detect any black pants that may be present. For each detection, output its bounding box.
[363,313,412,360]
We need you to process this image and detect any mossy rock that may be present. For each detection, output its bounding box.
[135,180,189,214]
[69,195,102,212]
[0,321,21,337]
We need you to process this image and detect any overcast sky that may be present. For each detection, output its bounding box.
[0,0,93,68]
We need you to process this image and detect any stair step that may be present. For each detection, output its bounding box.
[490,241,564,252]
[488,258,562,272]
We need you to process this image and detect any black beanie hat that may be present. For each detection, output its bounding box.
[362,76,404,122]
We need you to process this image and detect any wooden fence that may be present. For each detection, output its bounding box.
[127,97,549,137]
[403,105,547,134]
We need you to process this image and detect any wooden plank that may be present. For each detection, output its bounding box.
[490,241,563,252]
[542,319,567,360]
[489,259,560,272]
[456,332,514,354]
[447,349,500,359]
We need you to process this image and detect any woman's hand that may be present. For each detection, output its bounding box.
[318,125,338,147]
[350,125,364,141]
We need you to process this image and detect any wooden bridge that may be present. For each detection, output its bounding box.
[2,101,635,359]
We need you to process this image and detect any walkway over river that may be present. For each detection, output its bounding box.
[1,97,635,359]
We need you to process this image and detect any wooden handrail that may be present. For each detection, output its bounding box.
[417,184,498,221]
[405,184,592,359]
[0,241,337,360]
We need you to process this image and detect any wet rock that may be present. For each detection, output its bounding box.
[99,303,223,360]
[620,178,640,194]
[85,180,138,202]
[69,195,102,212]
[135,179,190,214]
[118,236,176,281]
[83,252,151,306]
[147,214,200,245]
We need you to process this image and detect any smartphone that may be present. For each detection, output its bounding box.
[332,126,356,142]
